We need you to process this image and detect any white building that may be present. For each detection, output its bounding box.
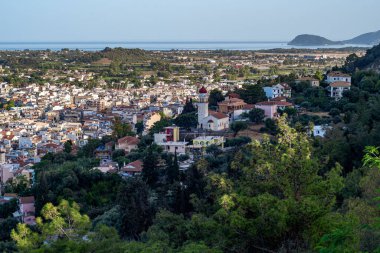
[197,87,229,131]
[329,82,351,100]
[263,83,292,99]
[310,125,332,138]
[326,71,351,84]
[154,126,188,155]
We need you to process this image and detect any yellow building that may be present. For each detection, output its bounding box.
[191,136,224,149]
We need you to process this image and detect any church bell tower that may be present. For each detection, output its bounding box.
[197,86,209,128]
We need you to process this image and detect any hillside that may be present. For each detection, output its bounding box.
[288,34,342,46]
[344,30,380,45]
[289,30,380,46]
[346,42,380,72]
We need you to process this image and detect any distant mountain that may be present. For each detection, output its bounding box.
[288,34,342,46]
[288,30,380,46]
[344,30,380,45]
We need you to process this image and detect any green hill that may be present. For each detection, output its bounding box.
[289,30,380,46]
[345,43,380,72]
[344,30,380,45]
[288,34,342,46]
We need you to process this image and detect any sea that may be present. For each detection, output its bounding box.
[0,41,371,51]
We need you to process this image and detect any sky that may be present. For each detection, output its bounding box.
[2,0,380,42]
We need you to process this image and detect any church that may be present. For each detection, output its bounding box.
[197,86,229,131]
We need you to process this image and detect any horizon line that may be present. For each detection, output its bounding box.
[0,40,290,44]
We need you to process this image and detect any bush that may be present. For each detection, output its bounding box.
[178,154,190,162]
[329,108,341,117]
[225,136,252,147]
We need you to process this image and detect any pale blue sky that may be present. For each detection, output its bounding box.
[2,0,379,42]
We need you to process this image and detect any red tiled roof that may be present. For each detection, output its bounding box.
[122,160,143,172]
[279,83,291,90]
[20,196,35,204]
[256,101,293,106]
[271,96,288,102]
[208,110,228,119]
[118,136,140,146]
[42,143,60,148]
[327,71,351,77]
[228,93,240,99]
[296,77,319,81]
[4,193,18,198]
[330,81,351,88]
[218,98,245,105]
[243,104,255,110]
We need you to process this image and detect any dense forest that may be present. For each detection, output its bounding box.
[1,45,380,252]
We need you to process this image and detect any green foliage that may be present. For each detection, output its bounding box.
[344,43,380,72]
[0,218,18,241]
[263,118,278,134]
[167,153,180,183]
[236,84,266,104]
[315,70,324,81]
[211,116,346,251]
[208,89,224,107]
[149,117,172,135]
[182,98,196,114]
[33,158,122,217]
[230,121,248,137]
[112,117,134,139]
[0,199,18,219]
[247,108,265,123]
[36,200,91,240]
[142,146,160,186]
[64,140,73,153]
[11,223,39,252]
[224,136,251,147]
[117,178,153,239]
[174,113,197,130]
[4,175,30,195]
[77,139,102,158]
[135,121,144,135]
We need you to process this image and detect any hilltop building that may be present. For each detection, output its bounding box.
[263,83,292,99]
[326,71,351,84]
[197,87,229,131]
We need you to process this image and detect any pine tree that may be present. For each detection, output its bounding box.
[142,147,159,186]
[167,153,180,183]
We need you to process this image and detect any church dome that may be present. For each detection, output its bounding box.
[199,86,207,94]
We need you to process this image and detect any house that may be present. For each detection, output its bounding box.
[188,136,225,155]
[197,87,229,131]
[153,126,187,154]
[94,145,112,160]
[115,136,140,153]
[217,96,255,121]
[311,125,331,138]
[328,81,351,100]
[143,112,161,133]
[326,71,351,84]
[93,159,118,173]
[255,101,293,119]
[159,141,188,154]
[218,97,247,114]
[38,142,63,155]
[295,77,320,87]
[19,196,36,225]
[263,83,292,99]
[120,160,143,177]
[0,164,16,184]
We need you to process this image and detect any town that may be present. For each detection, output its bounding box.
[0,44,379,252]
[0,47,360,223]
